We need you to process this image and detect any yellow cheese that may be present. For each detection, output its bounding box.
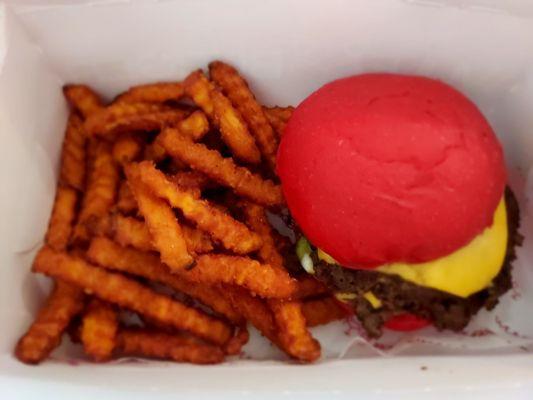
[363,291,383,308]
[377,198,508,298]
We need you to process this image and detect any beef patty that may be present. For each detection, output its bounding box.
[312,188,522,338]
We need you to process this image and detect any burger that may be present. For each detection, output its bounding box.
[276,73,522,337]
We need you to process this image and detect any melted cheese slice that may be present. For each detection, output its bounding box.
[319,197,508,298]
[377,198,508,298]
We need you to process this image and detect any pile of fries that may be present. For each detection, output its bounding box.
[15,62,347,365]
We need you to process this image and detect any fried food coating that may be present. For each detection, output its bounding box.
[85,102,187,138]
[87,237,241,324]
[184,70,261,164]
[184,254,297,299]
[45,186,78,251]
[63,84,103,118]
[263,106,294,139]
[115,82,184,104]
[209,61,278,170]
[73,140,119,243]
[117,329,225,364]
[80,299,118,361]
[269,300,321,362]
[60,114,87,191]
[128,161,262,254]
[301,296,348,327]
[33,247,232,345]
[126,169,193,270]
[159,129,283,207]
[15,281,85,364]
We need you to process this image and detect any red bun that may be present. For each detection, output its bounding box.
[277,74,506,269]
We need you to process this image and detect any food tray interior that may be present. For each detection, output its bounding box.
[2,0,533,397]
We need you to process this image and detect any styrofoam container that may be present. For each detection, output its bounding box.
[2,0,533,398]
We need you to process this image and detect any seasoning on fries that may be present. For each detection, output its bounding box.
[16,61,343,367]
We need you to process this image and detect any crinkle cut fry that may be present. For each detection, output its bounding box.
[33,247,232,345]
[175,110,210,141]
[87,237,242,324]
[85,102,188,138]
[117,329,224,364]
[263,106,294,123]
[116,180,137,214]
[169,171,215,192]
[115,82,184,104]
[237,202,319,360]
[301,296,348,327]
[209,61,278,170]
[143,112,209,162]
[184,254,297,298]
[60,113,87,191]
[81,299,118,361]
[184,70,261,164]
[223,325,249,355]
[239,200,284,269]
[73,140,119,243]
[126,168,193,270]
[268,300,321,362]
[129,161,262,254]
[294,276,329,299]
[112,134,143,165]
[63,84,103,119]
[263,106,294,139]
[223,287,278,344]
[45,185,78,251]
[15,280,85,364]
[112,214,213,254]
[159,129,283,207]
[112,214,153,252]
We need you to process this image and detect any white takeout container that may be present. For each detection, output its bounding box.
[2,0,533,398]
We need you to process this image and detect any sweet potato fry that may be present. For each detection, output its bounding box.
[184,70,260,164]
[112,215,153,252]
[45,186,78,251]
[240,201,284,269]
[15,280,85,364]
[294,276,329,299]
[112,214,213,254]
[159,129,283,207]
[168,171,214,192]
[209,61,278,169]
[33,247,232,345]
[80,299,118,362]
[87,237,241,324]
[223,287,278,343]
[115,82,184,104]
[269,300,321,362]
[85,102,188,138]
[301,296,348,327]
[263,106,294,138]
[175,110,210,141]
[116,181,137,214]
[117,329,224,364]
[263,106,294,123]
[143,111,209,162]
[223,325,249,355]
[59,113,87,191]
[126,168,193,270]
[128,162,262,254]
[112,134,143,165]
[184,254,297,299]
[73,141,119,243]
[63,84,103,118]
[181,225,214,254]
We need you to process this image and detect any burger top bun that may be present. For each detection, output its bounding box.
[277,73,506,269]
